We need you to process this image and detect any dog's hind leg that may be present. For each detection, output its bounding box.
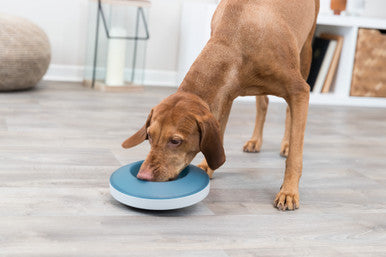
[243,95,269,153]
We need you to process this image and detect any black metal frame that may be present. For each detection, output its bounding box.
[92,0,150,88]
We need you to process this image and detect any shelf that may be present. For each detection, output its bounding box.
[177,3,386,108]
[317,15,386,29]
[239,16,386,107]
[313,15,386,108]
[309,94,386,107]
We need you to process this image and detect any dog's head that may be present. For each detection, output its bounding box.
[122,92,225,181]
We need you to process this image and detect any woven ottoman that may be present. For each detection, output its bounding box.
[0,14,51,91]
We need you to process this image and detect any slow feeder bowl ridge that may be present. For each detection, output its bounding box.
[109,161,210,210]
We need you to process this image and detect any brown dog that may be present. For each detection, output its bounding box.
[123,0,320,211]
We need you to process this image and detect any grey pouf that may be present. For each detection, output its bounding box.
[0,14,51,91]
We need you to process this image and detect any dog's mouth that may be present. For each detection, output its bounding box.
[138,161,190,182]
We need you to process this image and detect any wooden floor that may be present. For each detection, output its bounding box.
[1,81,386,256]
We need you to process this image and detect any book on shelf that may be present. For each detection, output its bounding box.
[307,37,330,91]
[313,39,337,93]
[307,34,343,94]
[319,33,344,93]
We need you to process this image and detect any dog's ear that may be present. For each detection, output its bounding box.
[197,113,226,170]
[122,110,153,149]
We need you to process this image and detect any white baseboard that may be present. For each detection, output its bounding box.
[43,64,84,82]
[43,64,178,87]
[42,65,386,108]
[142,70,178,87]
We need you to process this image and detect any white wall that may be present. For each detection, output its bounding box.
[363,0,386,18]
[0,0,216,84]
[320,0,386,17]
[0,0,88,66]
[0,0,385,84]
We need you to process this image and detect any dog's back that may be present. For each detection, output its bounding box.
[211,0,319,52]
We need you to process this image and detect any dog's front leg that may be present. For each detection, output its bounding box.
[198,160,215,178]
[198,101,233,178]
[274,79,310,211]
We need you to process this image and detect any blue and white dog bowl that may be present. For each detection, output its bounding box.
[110,161,210,210]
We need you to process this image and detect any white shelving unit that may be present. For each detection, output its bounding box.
[308,15,386,107]
[178,3,386,107]
[264,15,386,107]
[262,15,386,107]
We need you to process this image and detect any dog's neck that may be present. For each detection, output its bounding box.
[178,41,240,119]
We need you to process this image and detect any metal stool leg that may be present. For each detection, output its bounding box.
[91,0,102,88]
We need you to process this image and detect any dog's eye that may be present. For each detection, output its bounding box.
[169,138,182,146]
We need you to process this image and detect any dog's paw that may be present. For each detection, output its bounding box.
[197,162,214,179]
[243,139,262,153]
[280,141,289,157]
[274,188,299,211]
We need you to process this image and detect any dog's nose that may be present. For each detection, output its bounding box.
[137,167,154,181]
